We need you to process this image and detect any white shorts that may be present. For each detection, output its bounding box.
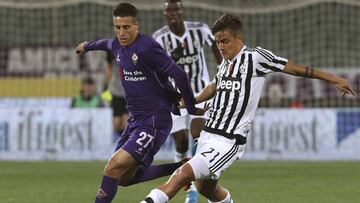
[171,101,209,134]
[187,131,245,180]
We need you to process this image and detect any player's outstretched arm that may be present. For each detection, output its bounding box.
[75,39,113,55]
[282,60,356,96]
[195,81,217,104]
[178,81,216,109]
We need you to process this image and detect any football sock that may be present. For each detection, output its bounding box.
[125,162,182,186]
[143,189,169,203]
[94,175,119,203]
[207,189,232,203]
[175,151,187,162]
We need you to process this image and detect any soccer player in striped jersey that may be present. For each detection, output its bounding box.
[153,1,221,202]
[141,14,355,203]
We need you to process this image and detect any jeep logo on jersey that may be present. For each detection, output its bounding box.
[176,54,199,65]
[217,77,242,92]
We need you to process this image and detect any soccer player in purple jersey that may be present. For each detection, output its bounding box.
[75,3,205,203]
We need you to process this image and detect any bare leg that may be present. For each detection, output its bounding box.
[190,118,206,140]
[158,163,195,200]
[196,179,229,202]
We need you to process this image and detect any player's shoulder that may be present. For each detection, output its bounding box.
[152,25,170,39]
[185,21,209,29]
[137,33,162,51]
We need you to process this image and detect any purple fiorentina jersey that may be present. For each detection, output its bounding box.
[85,33,195,119]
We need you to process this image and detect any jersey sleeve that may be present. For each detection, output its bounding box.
[84,39,113,52]
[202,23,215,46]
[142,41,174,74]
[253,47,288,76]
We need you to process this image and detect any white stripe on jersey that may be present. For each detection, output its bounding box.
[204,46,288,139]
[153,21,214,94]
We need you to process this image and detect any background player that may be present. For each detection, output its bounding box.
[75,3,205,203]
[153,1,221,201]
[141,13,355,203]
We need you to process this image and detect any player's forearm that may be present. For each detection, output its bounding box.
[170,67,196,113]
[283,60,337,84]
[84,39,112,52]
[195,83,216,104]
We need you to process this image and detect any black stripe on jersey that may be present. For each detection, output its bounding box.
[184,37,193,84]
[221,55,244,131]
[167,34,173,50]
[207,91,224,127]
[256,69,266,76]
[189,30,201,92]
[161,36,167,51]
[259,62,281,72]
[273,58,287,66]
[197,29,203,46]
[255,48,274,62]
[213,61,238,129]
[209,144,238,173]
[230,53,253,135]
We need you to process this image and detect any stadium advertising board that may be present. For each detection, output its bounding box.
[0,46,106,76]
[0,108,112,160]
[244,109,360,160]
[156,109,360,160]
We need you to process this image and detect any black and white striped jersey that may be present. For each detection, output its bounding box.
[153,21,214,94]
[204,46,288,139]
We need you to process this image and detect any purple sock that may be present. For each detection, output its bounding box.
[95,175,119,203]
[125,162,182,186]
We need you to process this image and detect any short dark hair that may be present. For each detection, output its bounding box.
[112,3,137,18]
[165,0,182,4]
[212,14,243,35]
[81,76,95,85]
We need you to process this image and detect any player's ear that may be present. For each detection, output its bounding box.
[237,33,244,42]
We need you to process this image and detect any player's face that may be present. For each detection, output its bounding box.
[214,29,244,60]
[164,2,184,25]
[113,16,139,46]
[82,83,95,98]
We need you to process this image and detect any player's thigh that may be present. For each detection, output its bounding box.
[105,148,139,177]
[120,110,172,168]
[188,132,245,180]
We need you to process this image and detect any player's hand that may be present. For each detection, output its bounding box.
[75,42,87,55]
[177,98,186,109]
[191,107,207,116]
[333,76,356,96]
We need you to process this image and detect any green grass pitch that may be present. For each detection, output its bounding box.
[0,161,359,203]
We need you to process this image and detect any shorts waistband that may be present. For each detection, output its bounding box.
[204,126,247,145]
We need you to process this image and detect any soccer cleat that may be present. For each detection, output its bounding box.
[184,183,198,203]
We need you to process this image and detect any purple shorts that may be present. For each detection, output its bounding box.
[115,110,172,168]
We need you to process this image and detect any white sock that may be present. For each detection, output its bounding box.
[145,189,169,203]
[174,152,187,162]
[208,189,232,203]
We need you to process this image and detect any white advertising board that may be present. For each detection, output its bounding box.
[245,109,360,160]
[0,108,113,160]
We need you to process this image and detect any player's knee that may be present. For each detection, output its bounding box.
[171,166,193,187]
[196,182,215,199]
[104,156,128,177]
